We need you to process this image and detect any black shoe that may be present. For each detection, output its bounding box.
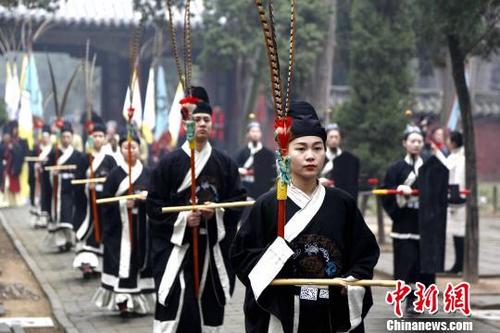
[118,300,129,317]
[80,263,94,279]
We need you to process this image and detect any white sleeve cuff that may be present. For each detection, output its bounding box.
[249,237,294,300]
[170,211,190,246]
[396,195,407,208]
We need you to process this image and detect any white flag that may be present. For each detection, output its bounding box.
[4,61,21,120]
[142,65,156,144]
[168,82,184,147]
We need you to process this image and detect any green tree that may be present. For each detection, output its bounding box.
[334,0,414,179]
[198,0,331,151]
[414,0,500,283]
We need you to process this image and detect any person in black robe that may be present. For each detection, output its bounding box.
[231,101,379,333]
[146,87,246,332]
[43,121,87,252]
[381,126,438,314]
[1,121,28,206]
[0,127,9,206]
[38,125,53,227]
[235,121,277,200]
[28,134,40,225]
[319,123,360,200]
[73,122,117,278]
[92,129,155,316]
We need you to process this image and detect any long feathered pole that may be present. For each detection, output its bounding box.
[255,0,296,237]
[126,20,144,248]
[166,0,201,298]
[83,40,101,243]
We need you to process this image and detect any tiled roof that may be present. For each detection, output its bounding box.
[0,0,203,28]
[331,85,500,117]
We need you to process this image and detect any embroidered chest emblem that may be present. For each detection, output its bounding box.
[291,234,342,278]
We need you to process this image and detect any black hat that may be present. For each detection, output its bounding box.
[403,124,423,139]
[42,124,51,134]
[325,123,340,134]
[289,101,326,143]
[61,121,73,134]
[190,86,209,103]
[118,128,141,146]
[192,101,213,115]
[247,121,261,131]
[92,122,106,134]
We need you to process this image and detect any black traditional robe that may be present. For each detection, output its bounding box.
[92,160,155,314]
[382,152,449,285]
[43,146,86,251]
[381,154,434,286]
[27,144,41,226]
[235,142,277,199]
[146,141,246,332]
[39,144,53,226]
[321,148,360,199]
[73,151,117,272]
[230,184,379,333]
[1,139,26,202]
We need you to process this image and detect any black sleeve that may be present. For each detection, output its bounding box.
[381,162,402,221]
[343,198,379,279]
[11,143,25,176]
[222,156,247,224]
[145,158,182,227]
[230,196,274,286]
[234,148,246,167]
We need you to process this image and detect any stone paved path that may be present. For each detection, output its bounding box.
[2,207,499,332]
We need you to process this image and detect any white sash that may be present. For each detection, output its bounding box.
[38,144,52,161]
[76,151,107,241]
[397,154,423,209]
[116,160,144,196]
[177,141,212,193]
[243,142,263,169]
[87,150,105,177]
[320,148,341,177]
[57,146,74,165]
[114,160,143,278]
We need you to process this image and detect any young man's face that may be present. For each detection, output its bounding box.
[92,131,106,150]
[41,132,51,145]
[326,130,341,149]
[60,131,73,148]
[121,140,140,164]
[403,132,423,155]
[192,113,212,142]
[248,127,262,143]
[289,136,326,180]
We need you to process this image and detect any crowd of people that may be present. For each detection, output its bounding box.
[0,87,467,332]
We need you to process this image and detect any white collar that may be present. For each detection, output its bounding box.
[288,181,320,209]
[404,154,423,168]
[326,147,342,161]
[247,141,263,154]
[285,183,326,242]
[181,140,212,157]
